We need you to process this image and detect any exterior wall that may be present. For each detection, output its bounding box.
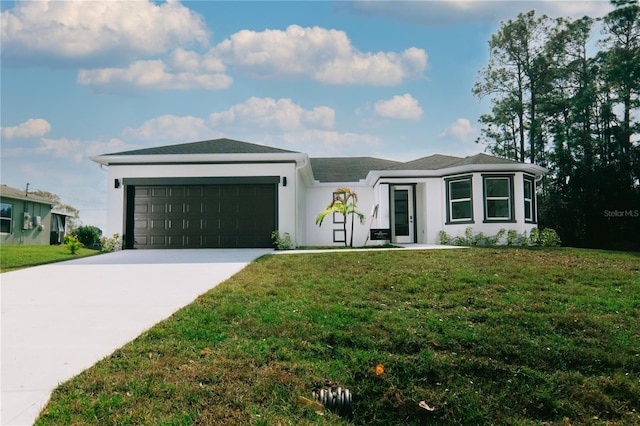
[294,166,307,247]
[304,183,376,247]
[105,162,298,243]
[0,196,52,245]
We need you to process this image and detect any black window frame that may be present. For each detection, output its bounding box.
[523,175,536,223]
[1,202,13,234]
[482,174,515,223]
[445,175,474,224]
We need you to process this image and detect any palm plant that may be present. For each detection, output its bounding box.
[315,188,366,247]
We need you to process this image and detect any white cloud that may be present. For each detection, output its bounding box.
[121,98,335,142]
[123,115,211,141]
[347,1,614,26]
[279,130,382,157]
[1,118,51,139]
[209,97,335,131]
[1,0,209,66]
[214,25,427,86]
[77,58,232,90]
[86,138,130,158]
[36,137,129,163]
[374,94,423,120]
[38,137,84,162]
[439,118,478,142]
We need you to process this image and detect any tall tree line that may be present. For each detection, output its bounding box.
[474,0,640,250]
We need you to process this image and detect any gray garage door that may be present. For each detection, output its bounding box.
[130,184,276,249]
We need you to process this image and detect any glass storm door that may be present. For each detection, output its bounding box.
[392,186,414,243]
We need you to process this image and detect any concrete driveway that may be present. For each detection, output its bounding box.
[1,249,271,426]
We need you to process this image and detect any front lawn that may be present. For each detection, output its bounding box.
[36,248,640,425]
[0,244,99,272]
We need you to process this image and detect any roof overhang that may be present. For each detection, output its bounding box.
[90,152,309,166]
[52,209,75,216]
[0,193,55,205]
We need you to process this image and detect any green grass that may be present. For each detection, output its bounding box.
[0,244,100,272]
[36,247,640,425]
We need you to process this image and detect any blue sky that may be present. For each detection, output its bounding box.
[1,0,613,230]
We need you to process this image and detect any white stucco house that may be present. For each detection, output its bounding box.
[91,138,546,249]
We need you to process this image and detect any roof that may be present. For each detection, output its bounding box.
[312,153,527,182]
[389,153,518,171]
[0,184,56,205]
[310,157,402,182]
[105,138,299,156]
[94,138,545,182]
[388,154,464,171]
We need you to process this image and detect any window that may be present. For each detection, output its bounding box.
[524,176,535,222]
[1,202,13,234]
[447,177,473,222]
[483,175,514,222]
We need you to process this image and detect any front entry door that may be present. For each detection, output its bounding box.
[391,185,415,243]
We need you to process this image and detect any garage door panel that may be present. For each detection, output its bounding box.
[135,203,149,214]
[131,184,276,249]
[134,219,149,230]
[169,187,185,197]
[151,203,167,213]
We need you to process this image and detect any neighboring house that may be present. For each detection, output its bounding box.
[91,138,547,249]
[0,184,70,245]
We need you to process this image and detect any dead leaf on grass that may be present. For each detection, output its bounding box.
[418,400,436,411]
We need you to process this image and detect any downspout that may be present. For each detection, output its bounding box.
[21,183,30,245]
[294,156,309,248]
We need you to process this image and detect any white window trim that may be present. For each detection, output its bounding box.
[447,177,473,223]
[483,176,514,222]
[524,177,535,223]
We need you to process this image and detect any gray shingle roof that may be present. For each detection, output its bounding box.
[0,184,55,204]
[387,154,463,170]
[310,157,401,182]
[388,153,519,171]
[105,138,299,156]
[455,153,519,165]
[97,137,526,182]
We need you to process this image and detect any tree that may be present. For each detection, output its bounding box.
[73,225,102,248]
[475,3,640,250]
[473,10,553,164]
[31,189,80,231]
[599,0,640,173]
[315,188,365,247]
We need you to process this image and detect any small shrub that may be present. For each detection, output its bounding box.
[465,227,474,244]
[443,227,561,247]
[472,231,488,246]
[271,231,293,250]
[438,230,452,245]
[493,228,506,244]
[506,229,527,246]
[536,228,562,247]
[73,225,102,248]
[528,227,540,246]
[100,234,122,252]
[64,234,81,255]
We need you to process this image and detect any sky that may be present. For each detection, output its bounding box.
[0,0,615,231]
